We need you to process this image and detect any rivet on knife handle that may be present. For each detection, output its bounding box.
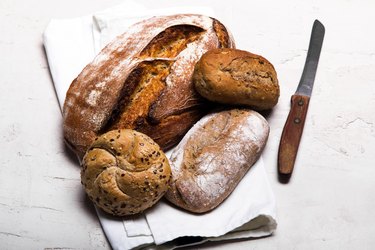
[278,94,310,175]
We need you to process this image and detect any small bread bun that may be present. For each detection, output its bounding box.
[81,129,171,216]
[193,48,279,110]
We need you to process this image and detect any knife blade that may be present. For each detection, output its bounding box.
[278,20,325,177]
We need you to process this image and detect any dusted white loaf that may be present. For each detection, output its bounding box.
[165,109,269,213]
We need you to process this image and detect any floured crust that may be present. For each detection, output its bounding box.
[165,109,269,213]
[63,14,235,159]
[81,129,171,216]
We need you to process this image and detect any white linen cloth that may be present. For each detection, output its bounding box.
[43,2,277,249]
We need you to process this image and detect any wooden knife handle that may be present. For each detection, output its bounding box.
[278,94,310,175]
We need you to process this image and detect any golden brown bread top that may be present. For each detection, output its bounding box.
[165,109,269,213]
[193,48,279,110]
[63,14,235,159]
[81,129,171,216]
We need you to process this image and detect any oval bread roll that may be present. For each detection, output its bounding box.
[63,14,235,159]
[81,129,171,216]
[165,109,269,213]
[193,48,279,110]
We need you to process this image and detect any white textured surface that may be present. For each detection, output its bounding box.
[1,0,375,249]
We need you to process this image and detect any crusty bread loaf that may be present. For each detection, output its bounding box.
[63,14,235,159]
[81,129,171,216]
[193,48,279,110]
[165,109,269,213]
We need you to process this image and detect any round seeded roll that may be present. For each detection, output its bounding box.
[81,129,171,216]
[193,48,280,110]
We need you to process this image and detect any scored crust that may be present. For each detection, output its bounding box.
[63,14,235,159]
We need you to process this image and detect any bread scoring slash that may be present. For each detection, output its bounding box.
[62,14,235,159]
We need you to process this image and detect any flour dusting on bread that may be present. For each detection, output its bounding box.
[166,109,269,213]
[63,14,235,159]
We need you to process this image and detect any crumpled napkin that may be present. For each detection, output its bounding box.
[43,2,277,249]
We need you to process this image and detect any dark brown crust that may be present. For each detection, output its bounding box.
[193,48,279,110]
[138,109,209,151]
[212,19,232,48]
[62,15,235,159]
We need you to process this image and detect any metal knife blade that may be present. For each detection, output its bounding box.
[296,20,325,96]
[278,20,325,179]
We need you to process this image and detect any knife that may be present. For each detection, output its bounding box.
[278,20,325,177]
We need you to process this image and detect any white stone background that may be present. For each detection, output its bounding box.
[1,0,375,249]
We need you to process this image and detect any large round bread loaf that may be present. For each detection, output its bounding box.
[63,14,235,158]
[165,109,269,213]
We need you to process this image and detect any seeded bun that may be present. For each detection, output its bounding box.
[81,129,171,216]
